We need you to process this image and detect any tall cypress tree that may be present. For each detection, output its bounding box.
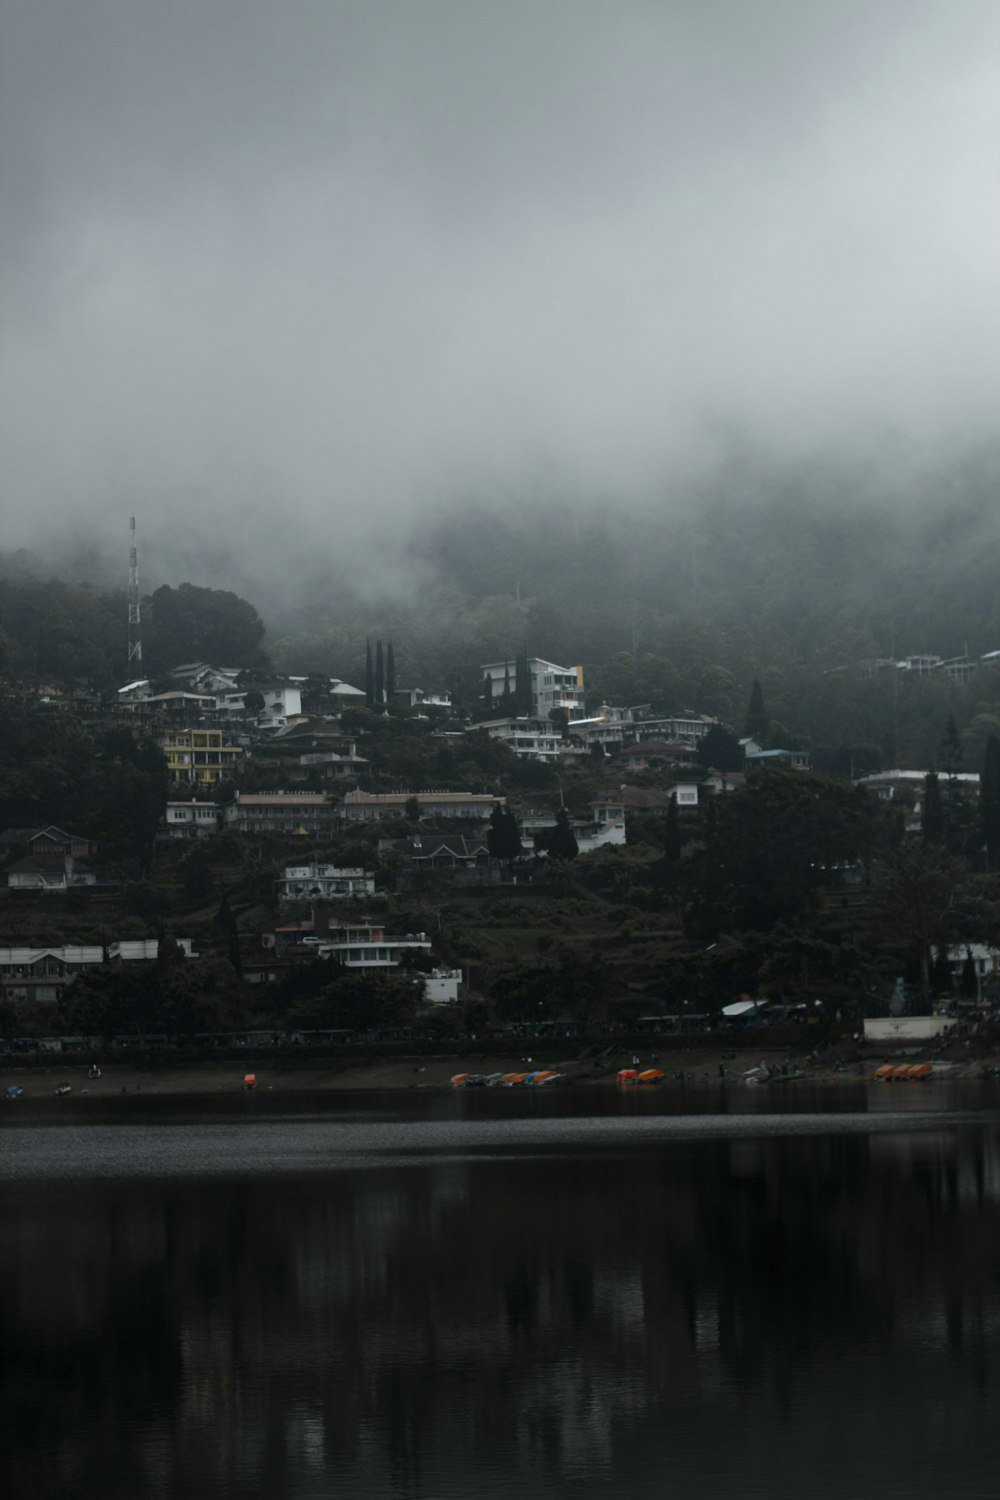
[939,714,963,778]
[982,734,1000,872]
[385,641,396,701]
[365,639,374,707]
[502,663,512,710]
[375,640,385,705]
[745,678,769,743]
[922,771,945,845]
[483,673,493,707]
[664,795,682,861]
[515,650,532,715]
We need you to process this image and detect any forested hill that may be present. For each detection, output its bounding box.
[3,466,999,769]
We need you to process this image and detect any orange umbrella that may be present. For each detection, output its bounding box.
[874,1064,895,1080]
[500,1072,527,1086]
[636,1068,665,1084]
[450,1073,470,1087]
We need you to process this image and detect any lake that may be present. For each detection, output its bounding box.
[2,1084,999,1499]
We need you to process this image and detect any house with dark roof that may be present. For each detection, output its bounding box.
[745,748,810,771]
[380,834,492,868]
[609,739,698,771]
[0,826,98,860]
[5,852,97,891]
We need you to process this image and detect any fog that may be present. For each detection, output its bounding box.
[1,0,997,596]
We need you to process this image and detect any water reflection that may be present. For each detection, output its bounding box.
[2,1106,999,1499]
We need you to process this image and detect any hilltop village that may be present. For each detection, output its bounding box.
[1,627,999,1059]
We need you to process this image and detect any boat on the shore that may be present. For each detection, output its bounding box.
[874,1062,934,1082]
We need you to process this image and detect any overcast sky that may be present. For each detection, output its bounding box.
[1,0,997,582]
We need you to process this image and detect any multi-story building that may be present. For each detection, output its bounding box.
[0,939,197,1003]
[222,791,337,836]
[244,918,431,983]
[475,716,564,761]
[276,864,376,906]
[161,801,220,838]
[340,791,505,822]
[480,657,586,720]
[157,728,243,784]
[215,680,303,724]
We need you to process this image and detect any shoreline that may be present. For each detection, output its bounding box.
[4,1046,999,1098]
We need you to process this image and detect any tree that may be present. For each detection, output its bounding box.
[483,672,493,708]
[939,714,963,778]
[180,846,213,902]
[549,706,570,740]
[959,949,978,1000]
[515,650,532,715]
[686,768,893,939]
[242,689,265,717]
[488,803,522,863]
[696,724,742,772]
[146,582,266,672]
[375,640,385,705]
[981,735,1000,873]
[922,772,944,846]
[215,892,243,974]
[546,807,579,861]
[744,678,769,743]
[302,673,330,711]
[866,846,988,1002]
[663,796,682,861]
[365,639,374,706]
[385,641,396,701]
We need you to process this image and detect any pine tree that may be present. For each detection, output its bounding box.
[982,734,1000,872]
[939,714,962,778]
[488,803,522,863]
[664,795,682,861]
[548,807,579,861]
[960,949,978,1000]
[502,663,512,710]
[365,639,374,707]
[483,673,493,707]
[375,640,384,705]
[922,772,945,845]
[744,678,769,743]
[385,641,396,701]
[515,650,532,715]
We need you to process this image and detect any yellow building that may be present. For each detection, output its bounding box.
[158,728,243,785]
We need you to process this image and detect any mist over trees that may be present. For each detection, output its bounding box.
[3,453,1000,774]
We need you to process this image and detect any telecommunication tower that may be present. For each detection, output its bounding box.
[127,515,143,668]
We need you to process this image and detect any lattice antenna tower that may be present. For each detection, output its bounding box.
[127,515,143,667]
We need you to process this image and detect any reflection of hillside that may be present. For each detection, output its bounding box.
[2,1127,999,1495]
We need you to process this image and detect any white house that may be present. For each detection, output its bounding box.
[277,864,376,906]
[394,686,453,710]
[0,939,198,1002]
[341,790,504,822]
[475,716,564,761]
[424,968,463,1004]
[162,801,220,838]
[5,853,97,891]
[480,658,586,720]
[216,681,302,724]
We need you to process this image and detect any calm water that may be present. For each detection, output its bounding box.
[2,1085,1000,1499]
